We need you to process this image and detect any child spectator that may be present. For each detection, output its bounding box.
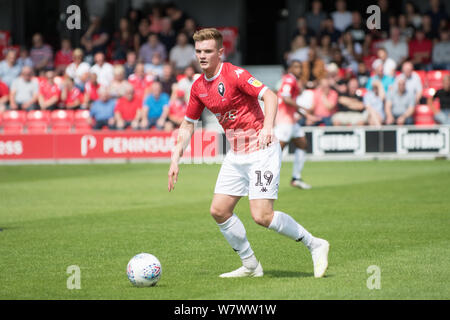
[165,89,187,131]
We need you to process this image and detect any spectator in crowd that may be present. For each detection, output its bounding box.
[139,33,167,64]
[363,79,386,126]
[90,52,114,88]
[307,78,338,126]
[9,66,39,110]
[345,11,366,45]
[319,17,341,45]
[0,80,9,112]
[123,50,137,78]
[81,16,110,55]
[432,28,450,70]
[17,46,34,69]
[331,0,352,33]
[376,47,396,77]
[128,62,154,103]
[286,35,309,64]
[158,63,177,96]
[145,52,164,78]
[385,75,415,125]
[114,84,142,130]
[148,5,163,33]
[305,0,328,36]
[338,31,362,74]
[89,87,116,130]
[83,72,100,108]
[61,77,83,110]
[169,32,196,75]
[429,74,450,124]
[421,14,439,42]
[165,89,187,131]
[378,0,394,33]
[366,59,395,93]
[383,26,409,67]
[425,0,448,31]
[141,81,170,130]
[166,3,188,33]
[30,33,54,73]
[134,18,151,52]
[332,78,367,126]
[54,38,73,76]
[174,65,197,102]
[395,61,423,104]
[111,17,135,62]
[405,1,422,29]
[408,28,433,70]
[159,17,177,54]
[65,48,91,91]
[127,8,142,35]
[301,47,326,89]
[38,69,60,111]
[82,40,95,66]
[317,34,333,64]
[108,65,129,99]
[356,61,370,88]
[0,50,22,88]
[397,14,415,42]
[292,16,316,43]
[182,18,198,45]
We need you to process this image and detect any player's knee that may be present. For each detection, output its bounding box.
[251,210,274,228]
[209,205,231,222]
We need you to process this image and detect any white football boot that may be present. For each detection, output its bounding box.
[291,179,312,190]
[309,238,330,278]
[219,262,264,278]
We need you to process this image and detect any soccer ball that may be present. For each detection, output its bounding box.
[127,253,162,287]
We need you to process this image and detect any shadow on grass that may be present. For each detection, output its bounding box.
[264,270,314,278]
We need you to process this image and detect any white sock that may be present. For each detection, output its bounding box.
[242,254,259,270]
[268,210,313,248]
[217,214,254,261]
[292,148,306,180]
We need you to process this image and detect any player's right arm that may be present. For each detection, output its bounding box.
[168,80,204,192]
[168,119,195,192]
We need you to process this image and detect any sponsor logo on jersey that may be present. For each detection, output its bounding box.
[235,69,244,78]
[218,82,225,97]
[248,77,263,87]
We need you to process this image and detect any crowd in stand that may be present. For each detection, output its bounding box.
[0,0,449,133]
[282,0,450,126]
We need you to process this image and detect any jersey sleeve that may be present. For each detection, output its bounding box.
[184,83,205,123]
[236,68,268,100]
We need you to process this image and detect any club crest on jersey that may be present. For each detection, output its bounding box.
[218,82,225,97]
[248,77,262,87]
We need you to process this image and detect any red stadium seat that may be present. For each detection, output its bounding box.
[74,109,92,132]
[422,88,436,99]
[2,110,26,133]
[50,110,74,133]
[26,110,50,133]
[414,104,435,126]
[427,70,450,90]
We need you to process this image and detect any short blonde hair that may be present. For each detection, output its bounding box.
[193,28,223,49]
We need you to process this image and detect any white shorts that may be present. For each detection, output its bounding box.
[274,122,305,143]
[214,142,282,200]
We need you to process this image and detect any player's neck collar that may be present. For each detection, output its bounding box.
[204,63,223,82]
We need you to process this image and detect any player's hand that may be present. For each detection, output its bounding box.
[258,126,274,149]
[168,161,179,192]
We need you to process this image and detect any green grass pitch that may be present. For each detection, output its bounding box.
[0,160,449,299]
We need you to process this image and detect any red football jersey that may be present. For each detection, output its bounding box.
[128,74,154,102]
[64,87,83,106]
[39,81,61,101]
[276,73,299,125]
[185,62,268,153]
